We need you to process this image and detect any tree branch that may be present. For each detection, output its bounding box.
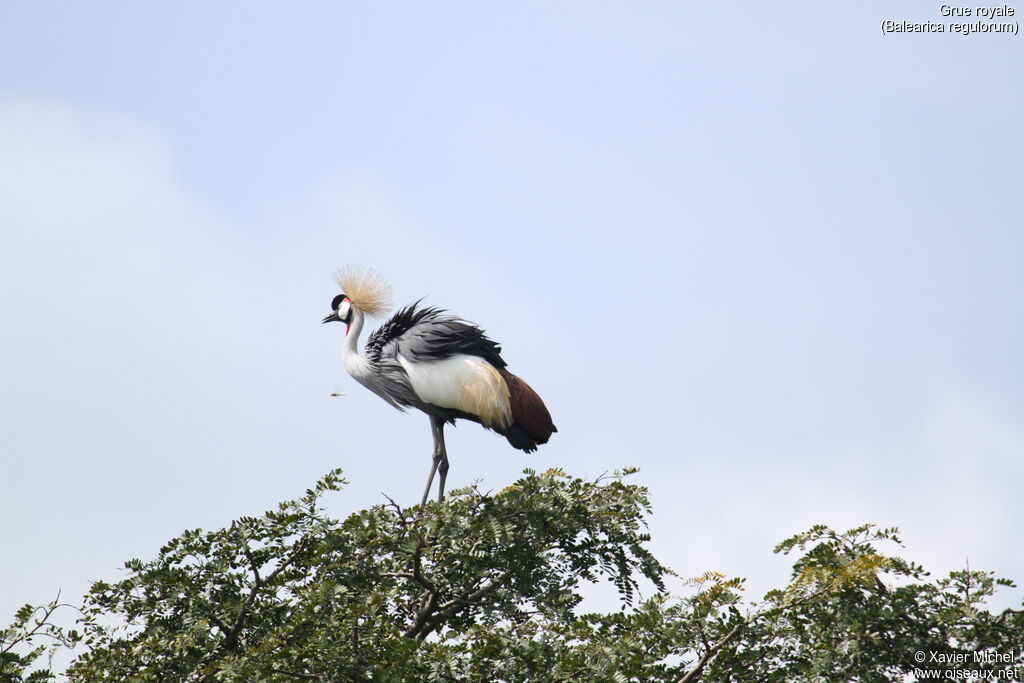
[223,537,309,651]
[410,542,436,592]
[997,607,1023,625]
[677,622,743,683]
[0,595,76,656]
[410,570,512,642]
[269,668,320,680]
[434,571,510,615]
[382,494,406,526]
[677,566,875,683]
[403,590,437,639]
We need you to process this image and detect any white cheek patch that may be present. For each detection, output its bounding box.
[338,301,352,320]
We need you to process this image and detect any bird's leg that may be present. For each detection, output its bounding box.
[421,416,446,506]
[435,419,449,504]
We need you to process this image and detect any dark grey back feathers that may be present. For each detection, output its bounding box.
[366,302,507,369]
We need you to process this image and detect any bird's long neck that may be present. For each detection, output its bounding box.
[343,309,369,378]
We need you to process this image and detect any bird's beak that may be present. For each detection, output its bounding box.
[322,312,341,324]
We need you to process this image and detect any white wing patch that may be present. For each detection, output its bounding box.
[397,353,512,429]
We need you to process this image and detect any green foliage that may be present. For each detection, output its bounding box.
[3,471,1022,682]
[1,596,79,683]
[67,468,666,682]
[715,524,1024,682]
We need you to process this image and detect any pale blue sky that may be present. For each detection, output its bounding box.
[2,1,1022,627]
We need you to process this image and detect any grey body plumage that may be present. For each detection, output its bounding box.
[356,304,503,422]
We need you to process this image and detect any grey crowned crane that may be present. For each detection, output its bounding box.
[322,267,556,505]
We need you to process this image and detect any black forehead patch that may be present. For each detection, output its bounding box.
[331,294,348,310]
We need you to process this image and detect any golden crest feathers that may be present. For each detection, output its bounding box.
[334,265,393,317]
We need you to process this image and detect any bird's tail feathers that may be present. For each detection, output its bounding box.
[497,369,556,451]
[502,424,540,452]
